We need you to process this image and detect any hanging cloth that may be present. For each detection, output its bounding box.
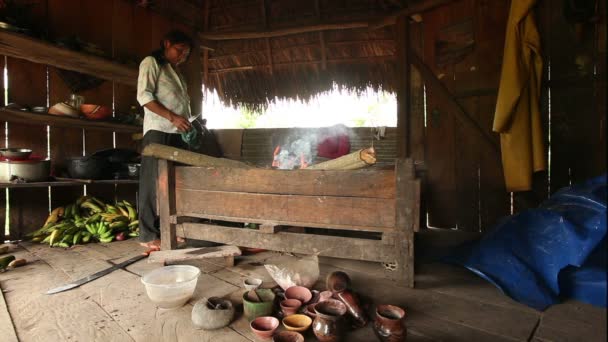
[493,0,547,192]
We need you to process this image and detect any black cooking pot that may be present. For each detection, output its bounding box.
[66,155,110,179]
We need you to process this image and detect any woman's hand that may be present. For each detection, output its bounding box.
[169,113,191,132]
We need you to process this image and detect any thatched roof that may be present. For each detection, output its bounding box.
[201,0,418,108]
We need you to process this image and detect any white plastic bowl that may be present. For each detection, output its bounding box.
[141,265,201,309]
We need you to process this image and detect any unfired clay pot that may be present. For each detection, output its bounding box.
[191,297,234,330]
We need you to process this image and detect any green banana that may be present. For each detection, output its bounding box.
[126,205,137,221]
[81,201,102,213]
[100,230,114,239]
[128,220,139,227]
[128,232,139,237]
[117,205,129,217]
[91,197,106,208]
[86,213,101,224]
[76,196,90,206]
[82,233,91,243]
[99,236,113,243]
[49,229,61,246]
[98,223,108,236]
[85,224,96,235]
[74,231,83,245]
[110,221,127,230]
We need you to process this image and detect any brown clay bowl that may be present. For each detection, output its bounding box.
[377,304,406,320]
[318,290,333,302]
[326,271,351,293]
[272,331,305,342]
[250,316,279,340]
[280,299,302,316]
[81,104,112,120]
[285,286,312,304]
[282,314,312,332]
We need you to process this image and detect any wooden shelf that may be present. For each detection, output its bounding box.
[0,108,141,133]
[0,178,138,189]
[0,29,137,86]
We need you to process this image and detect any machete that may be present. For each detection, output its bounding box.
[46,254,147,295]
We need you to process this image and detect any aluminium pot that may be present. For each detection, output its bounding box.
[0,159,50,182]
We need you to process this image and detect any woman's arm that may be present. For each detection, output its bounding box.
[143,100,191,132]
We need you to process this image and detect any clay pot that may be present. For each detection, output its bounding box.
[313,299,347,342]
[326,271,351,293]
[285,286,312,304]
[280,299,302,316]
[250,316,279,340]
[305,303,318,319]
[191,297,234,330]
[335,290,367,328]
[242,289,276,320]
[282,314,312,332]
[373,305,407,342]
[273,331,305,342]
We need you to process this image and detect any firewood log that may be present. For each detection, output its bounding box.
[305,147,376,170]
[142,143,252,168]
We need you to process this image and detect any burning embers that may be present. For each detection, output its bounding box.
[272,138,314,170]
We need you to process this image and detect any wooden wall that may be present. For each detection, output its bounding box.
[417,0,606,231]
[0,0,196,240]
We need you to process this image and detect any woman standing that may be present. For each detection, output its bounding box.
[136,30,193,251]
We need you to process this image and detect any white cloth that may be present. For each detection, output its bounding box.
[137,56,192,135]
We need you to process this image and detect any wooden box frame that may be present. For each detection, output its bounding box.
[158,158,419,287]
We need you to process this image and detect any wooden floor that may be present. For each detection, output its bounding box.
[0,240,605,342]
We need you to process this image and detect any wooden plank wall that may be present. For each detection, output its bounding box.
[418,0,605,231]
[0,0,193,239]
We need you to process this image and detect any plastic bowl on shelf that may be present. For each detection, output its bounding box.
[141,265,201,309]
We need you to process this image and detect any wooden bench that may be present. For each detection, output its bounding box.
[157,158,420,287]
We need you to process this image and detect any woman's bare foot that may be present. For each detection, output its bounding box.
[140,239,161,250]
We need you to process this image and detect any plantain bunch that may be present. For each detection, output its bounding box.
[27,196,140,248]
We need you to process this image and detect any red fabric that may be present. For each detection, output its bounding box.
[317,134,350,159]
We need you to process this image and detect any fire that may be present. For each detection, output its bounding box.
[299,153,308,169]
[272,145,281,168]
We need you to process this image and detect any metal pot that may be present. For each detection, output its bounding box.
[0,159,50,182]
[66,155,110,179]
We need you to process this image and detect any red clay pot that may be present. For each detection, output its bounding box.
[326,271,351,293]
[313,299,347,342]
[373,305,406,342]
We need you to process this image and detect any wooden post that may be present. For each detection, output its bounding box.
[158,160,177,250]
[396,16,411,158]
[184,29,203,118]
[394,158,415,287]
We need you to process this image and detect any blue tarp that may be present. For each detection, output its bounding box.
[446,175,607,311]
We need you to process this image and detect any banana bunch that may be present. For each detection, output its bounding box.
[28,196,140,248]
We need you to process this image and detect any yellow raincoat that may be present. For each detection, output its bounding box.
[493,0,546,192]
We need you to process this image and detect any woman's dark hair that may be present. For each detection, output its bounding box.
[150,30,193,65]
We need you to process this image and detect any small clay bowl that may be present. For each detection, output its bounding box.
[250,316,279,340]
[326,271,351,293]
[282,314,312,332]
[243,278,262,291]
[272,331,304,342]
[285,286,312,304]
[305,303,317,319]
[280,299,302,316]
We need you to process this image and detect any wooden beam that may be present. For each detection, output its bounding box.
[370,0,456,30]
[200,1,454,42]
[410,52,500,155]
[208,55,395,73]
[0,30,137,86]
[396,16,411,158]
[179,223,398,262]
[203,0,211,85]
[200,20,370,40]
